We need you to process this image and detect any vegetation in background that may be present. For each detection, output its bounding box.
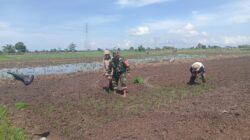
[0,105,27,140]
[2,42,28,54]
[14,42,27,53]
[1,42,250,62]
[68,43,77,52]
[2,44,16,54]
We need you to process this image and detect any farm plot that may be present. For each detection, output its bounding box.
[0,56,250,139]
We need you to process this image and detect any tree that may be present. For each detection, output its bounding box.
[2,44,16,53]
[138,45,145,52]
[196,43,206,49]
[155,47,161,51]
[68,43,77,52]
[15,42,27,53]
[50,48,57,52]
[97,48,103,51]
[162,46,175,50]
[129,47,134,51]
[208,45,221,49]
[238,45,250,49]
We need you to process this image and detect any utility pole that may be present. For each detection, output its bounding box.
[85,23,89,50]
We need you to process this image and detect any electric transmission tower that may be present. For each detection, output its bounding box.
[85,23,89,50]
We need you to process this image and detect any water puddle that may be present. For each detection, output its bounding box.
[0,54,205,79]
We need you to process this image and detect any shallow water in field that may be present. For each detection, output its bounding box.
[0,54,205,79]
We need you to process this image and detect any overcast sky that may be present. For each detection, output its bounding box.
[0,0,250,50]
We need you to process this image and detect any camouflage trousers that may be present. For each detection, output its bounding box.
[112,72,127,90]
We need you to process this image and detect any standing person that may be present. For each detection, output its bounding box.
[108,51,130,97]
[103,50,112,91]
[188,62,206,84]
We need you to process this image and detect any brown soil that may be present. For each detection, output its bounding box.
[0,56,250,140]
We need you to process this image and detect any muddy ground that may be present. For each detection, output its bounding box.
[0,56,250,140]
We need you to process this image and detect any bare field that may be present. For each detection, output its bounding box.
[0,56,250,139]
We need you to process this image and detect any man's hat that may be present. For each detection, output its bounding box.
[192,62,202,71]
[103,50,111,55]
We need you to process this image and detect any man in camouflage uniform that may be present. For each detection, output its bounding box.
[188,62,206,84]
[108,51,130,97]
[103,50,112,91]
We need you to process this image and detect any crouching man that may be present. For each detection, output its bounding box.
[188,62,206,84]
[108,51,130,97]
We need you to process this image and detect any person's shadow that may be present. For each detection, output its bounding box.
[34,131,50,138]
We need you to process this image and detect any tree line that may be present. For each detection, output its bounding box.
[1,42,250,54]
[0,42,77,54]
[190,43,250,49]
[0,42,28,54]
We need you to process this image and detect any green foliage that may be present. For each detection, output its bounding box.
[138,45,145,52]
[97,48,103,51]
[162,46,175,50]
[208,45,221,49]
[15,102,28,110]
[0,48,249,62]
[14,42,27,53]
[68,43,77,52]
[0,105,27,140]
[0,106,7,117]
[238,44,250,49]
[2,44,16,54]
[50,48,58,52]
[196,43,206,49]
[133,76,144,84]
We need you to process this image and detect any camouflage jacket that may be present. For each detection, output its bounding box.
[108,57,130,75]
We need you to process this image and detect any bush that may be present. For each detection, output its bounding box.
[133,76,144,84]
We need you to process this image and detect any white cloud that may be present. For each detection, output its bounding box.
[228,15,250,24]
[223,35,250,45]
[0,21,20,37]
[116,0,171,7]
[184,23,200,36]
[129,26,150,36]
[116,40,133,49]
[144,21,204,37]
[126,0,250,48]
[191,0,250,25]
[201,31,208,36]
[0,22,10,30]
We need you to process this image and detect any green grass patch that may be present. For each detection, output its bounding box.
[0,105,27,140]
[133,76,144,84]
[15,102,29,110]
